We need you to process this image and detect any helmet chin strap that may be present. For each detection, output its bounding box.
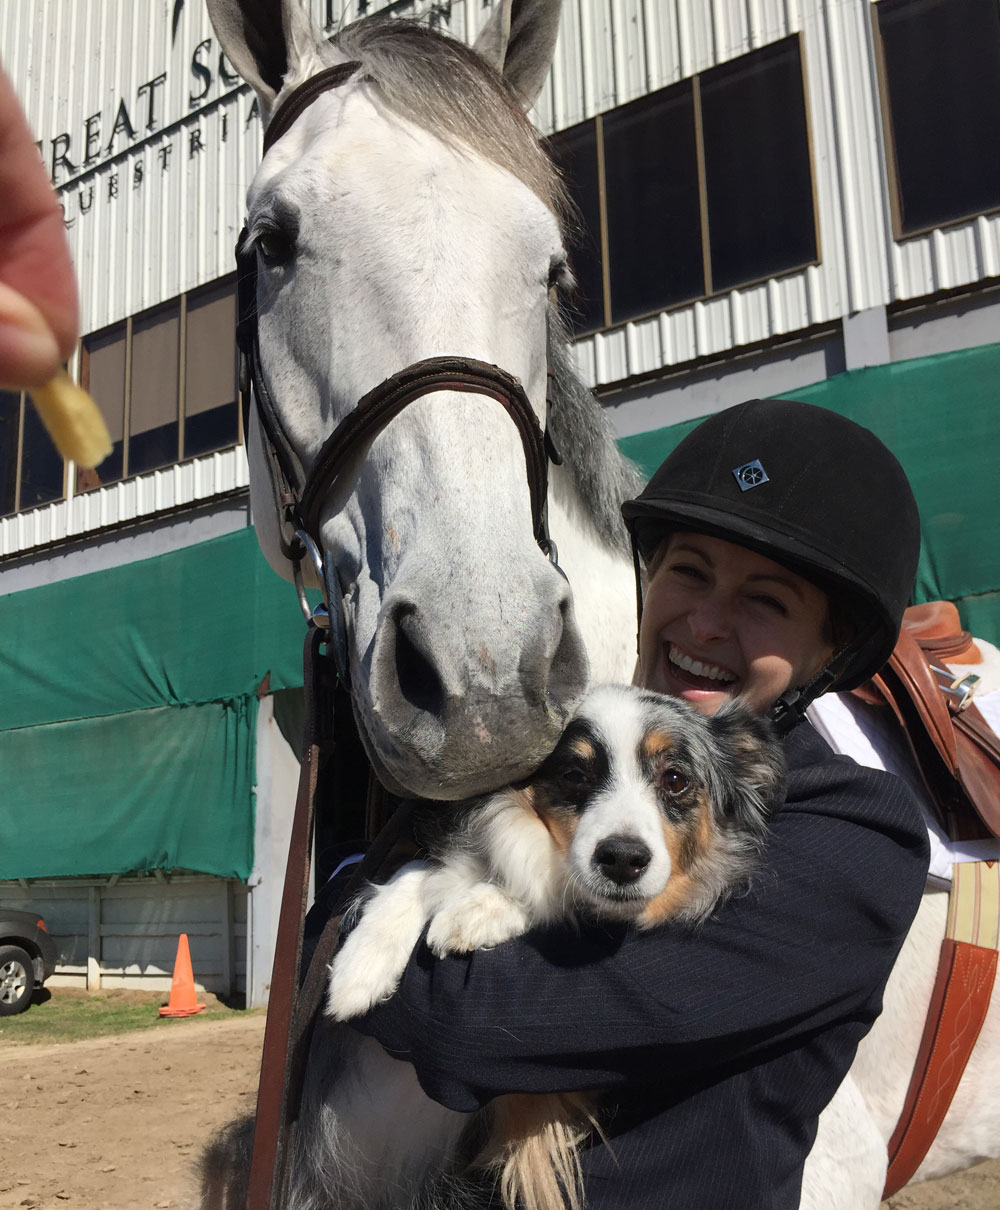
[767,618,883,735]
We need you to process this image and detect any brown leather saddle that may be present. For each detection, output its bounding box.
[850,601,1000,1198]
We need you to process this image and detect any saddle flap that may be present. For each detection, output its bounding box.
[852,605,1000,841]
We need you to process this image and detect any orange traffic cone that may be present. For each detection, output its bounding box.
[159,933,206,1018]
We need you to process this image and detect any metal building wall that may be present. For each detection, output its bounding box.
[2,0,997,552]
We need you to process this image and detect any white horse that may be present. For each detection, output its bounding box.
[205,0,999,1205]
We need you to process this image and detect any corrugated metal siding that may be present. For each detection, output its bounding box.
[2,0,997,533]
[0,446,249,559]
[0,876,248,997]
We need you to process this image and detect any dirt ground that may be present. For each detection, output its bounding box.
[1,1008,997,1210]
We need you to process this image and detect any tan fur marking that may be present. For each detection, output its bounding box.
[641,731,675,760]
[568,736,596,761]
[530,788,577,856]
[639,794,717,926]
[475,1091,597,1210]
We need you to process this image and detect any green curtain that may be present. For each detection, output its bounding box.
[617,343,1000,646]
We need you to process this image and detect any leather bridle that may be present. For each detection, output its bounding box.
[235,59,560,682]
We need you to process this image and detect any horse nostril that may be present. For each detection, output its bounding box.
[393,604,445,717]
[593,837,652,885]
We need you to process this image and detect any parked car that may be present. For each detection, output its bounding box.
[0,909,58,1015]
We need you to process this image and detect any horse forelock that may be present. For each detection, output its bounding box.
[325,17,569,224]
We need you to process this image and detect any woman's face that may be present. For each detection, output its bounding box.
[638,532,834,717]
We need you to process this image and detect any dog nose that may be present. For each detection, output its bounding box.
[594,836,652,885]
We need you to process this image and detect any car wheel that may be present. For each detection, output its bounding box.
[0,945,35,1016]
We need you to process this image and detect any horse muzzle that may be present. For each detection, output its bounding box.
[360,564,590,800]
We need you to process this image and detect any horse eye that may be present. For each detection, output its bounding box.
[257,227,295,266]
[661,767,689,796]
[547,254,570,291]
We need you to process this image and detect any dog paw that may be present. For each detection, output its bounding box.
[325,864,431,1021]
[325,930,399,1021]
[426,884,530,956]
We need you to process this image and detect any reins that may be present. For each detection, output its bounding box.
[239,61,564,1209]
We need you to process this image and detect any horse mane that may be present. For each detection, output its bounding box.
[327,15,641,555]
[329,17,567,219]
[546,311,644,554]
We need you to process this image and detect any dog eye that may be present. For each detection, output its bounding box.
[661,767,689,796]
[558,766,588,787]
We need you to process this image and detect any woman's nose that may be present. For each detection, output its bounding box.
[688,592,732,643]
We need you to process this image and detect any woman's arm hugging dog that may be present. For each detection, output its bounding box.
[314,685,786,1210]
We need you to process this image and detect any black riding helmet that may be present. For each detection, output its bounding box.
[620,398,922,732]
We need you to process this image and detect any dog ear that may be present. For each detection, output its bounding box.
[705,701,786,831]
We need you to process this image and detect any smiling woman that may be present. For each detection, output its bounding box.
[622,396,921,732]
[639,531,834,715]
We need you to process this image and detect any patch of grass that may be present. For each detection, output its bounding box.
[0,987,263,1046]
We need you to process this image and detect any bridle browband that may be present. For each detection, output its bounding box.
[235,59,561,681]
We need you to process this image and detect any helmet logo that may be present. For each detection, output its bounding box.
[733,460,769,491]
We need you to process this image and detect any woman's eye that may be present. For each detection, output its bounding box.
[671,562,706,582]
[661,767,689,795]
[752,594,788,615]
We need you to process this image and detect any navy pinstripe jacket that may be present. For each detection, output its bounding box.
[358,721,929,1209]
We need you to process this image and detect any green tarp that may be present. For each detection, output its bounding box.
[0,699,255,880]
[618,342,1000,648]
[3,526,308,732]
[0,527,308,880]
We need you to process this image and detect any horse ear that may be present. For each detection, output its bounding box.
[206,0,326,115]
[473,0,563,110]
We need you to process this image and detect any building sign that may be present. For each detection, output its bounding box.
[45,0,453,227]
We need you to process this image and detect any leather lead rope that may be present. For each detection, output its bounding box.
[247,625,418,1210]
[247,627,332,1210]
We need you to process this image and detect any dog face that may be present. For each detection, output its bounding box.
[527,685,786,926]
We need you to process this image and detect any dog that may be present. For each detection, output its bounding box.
[198,684,785,1210]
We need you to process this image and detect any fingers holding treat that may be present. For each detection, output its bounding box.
[0,67,79,389]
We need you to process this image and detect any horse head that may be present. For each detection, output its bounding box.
[207,0,602,800]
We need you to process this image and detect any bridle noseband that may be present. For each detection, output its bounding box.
[235,60,561,681]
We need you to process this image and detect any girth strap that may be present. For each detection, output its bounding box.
[882,861,999,1198]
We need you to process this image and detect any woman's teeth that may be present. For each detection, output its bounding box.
[669,645,737,684]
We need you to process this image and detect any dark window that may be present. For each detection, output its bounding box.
[82,323,126,488]
[130,302,180,475]
[876,0,1000,235]
[19,398,64,510]
[603,83,705,322]
[184,279,239,458]
[700,38,818,291]
[0,391,21,516]
[546,120,605,334]
[545,36,817,334]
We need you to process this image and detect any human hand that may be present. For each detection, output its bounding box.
[0,65,78,391]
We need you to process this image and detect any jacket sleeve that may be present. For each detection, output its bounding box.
[352,738,929,1113]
